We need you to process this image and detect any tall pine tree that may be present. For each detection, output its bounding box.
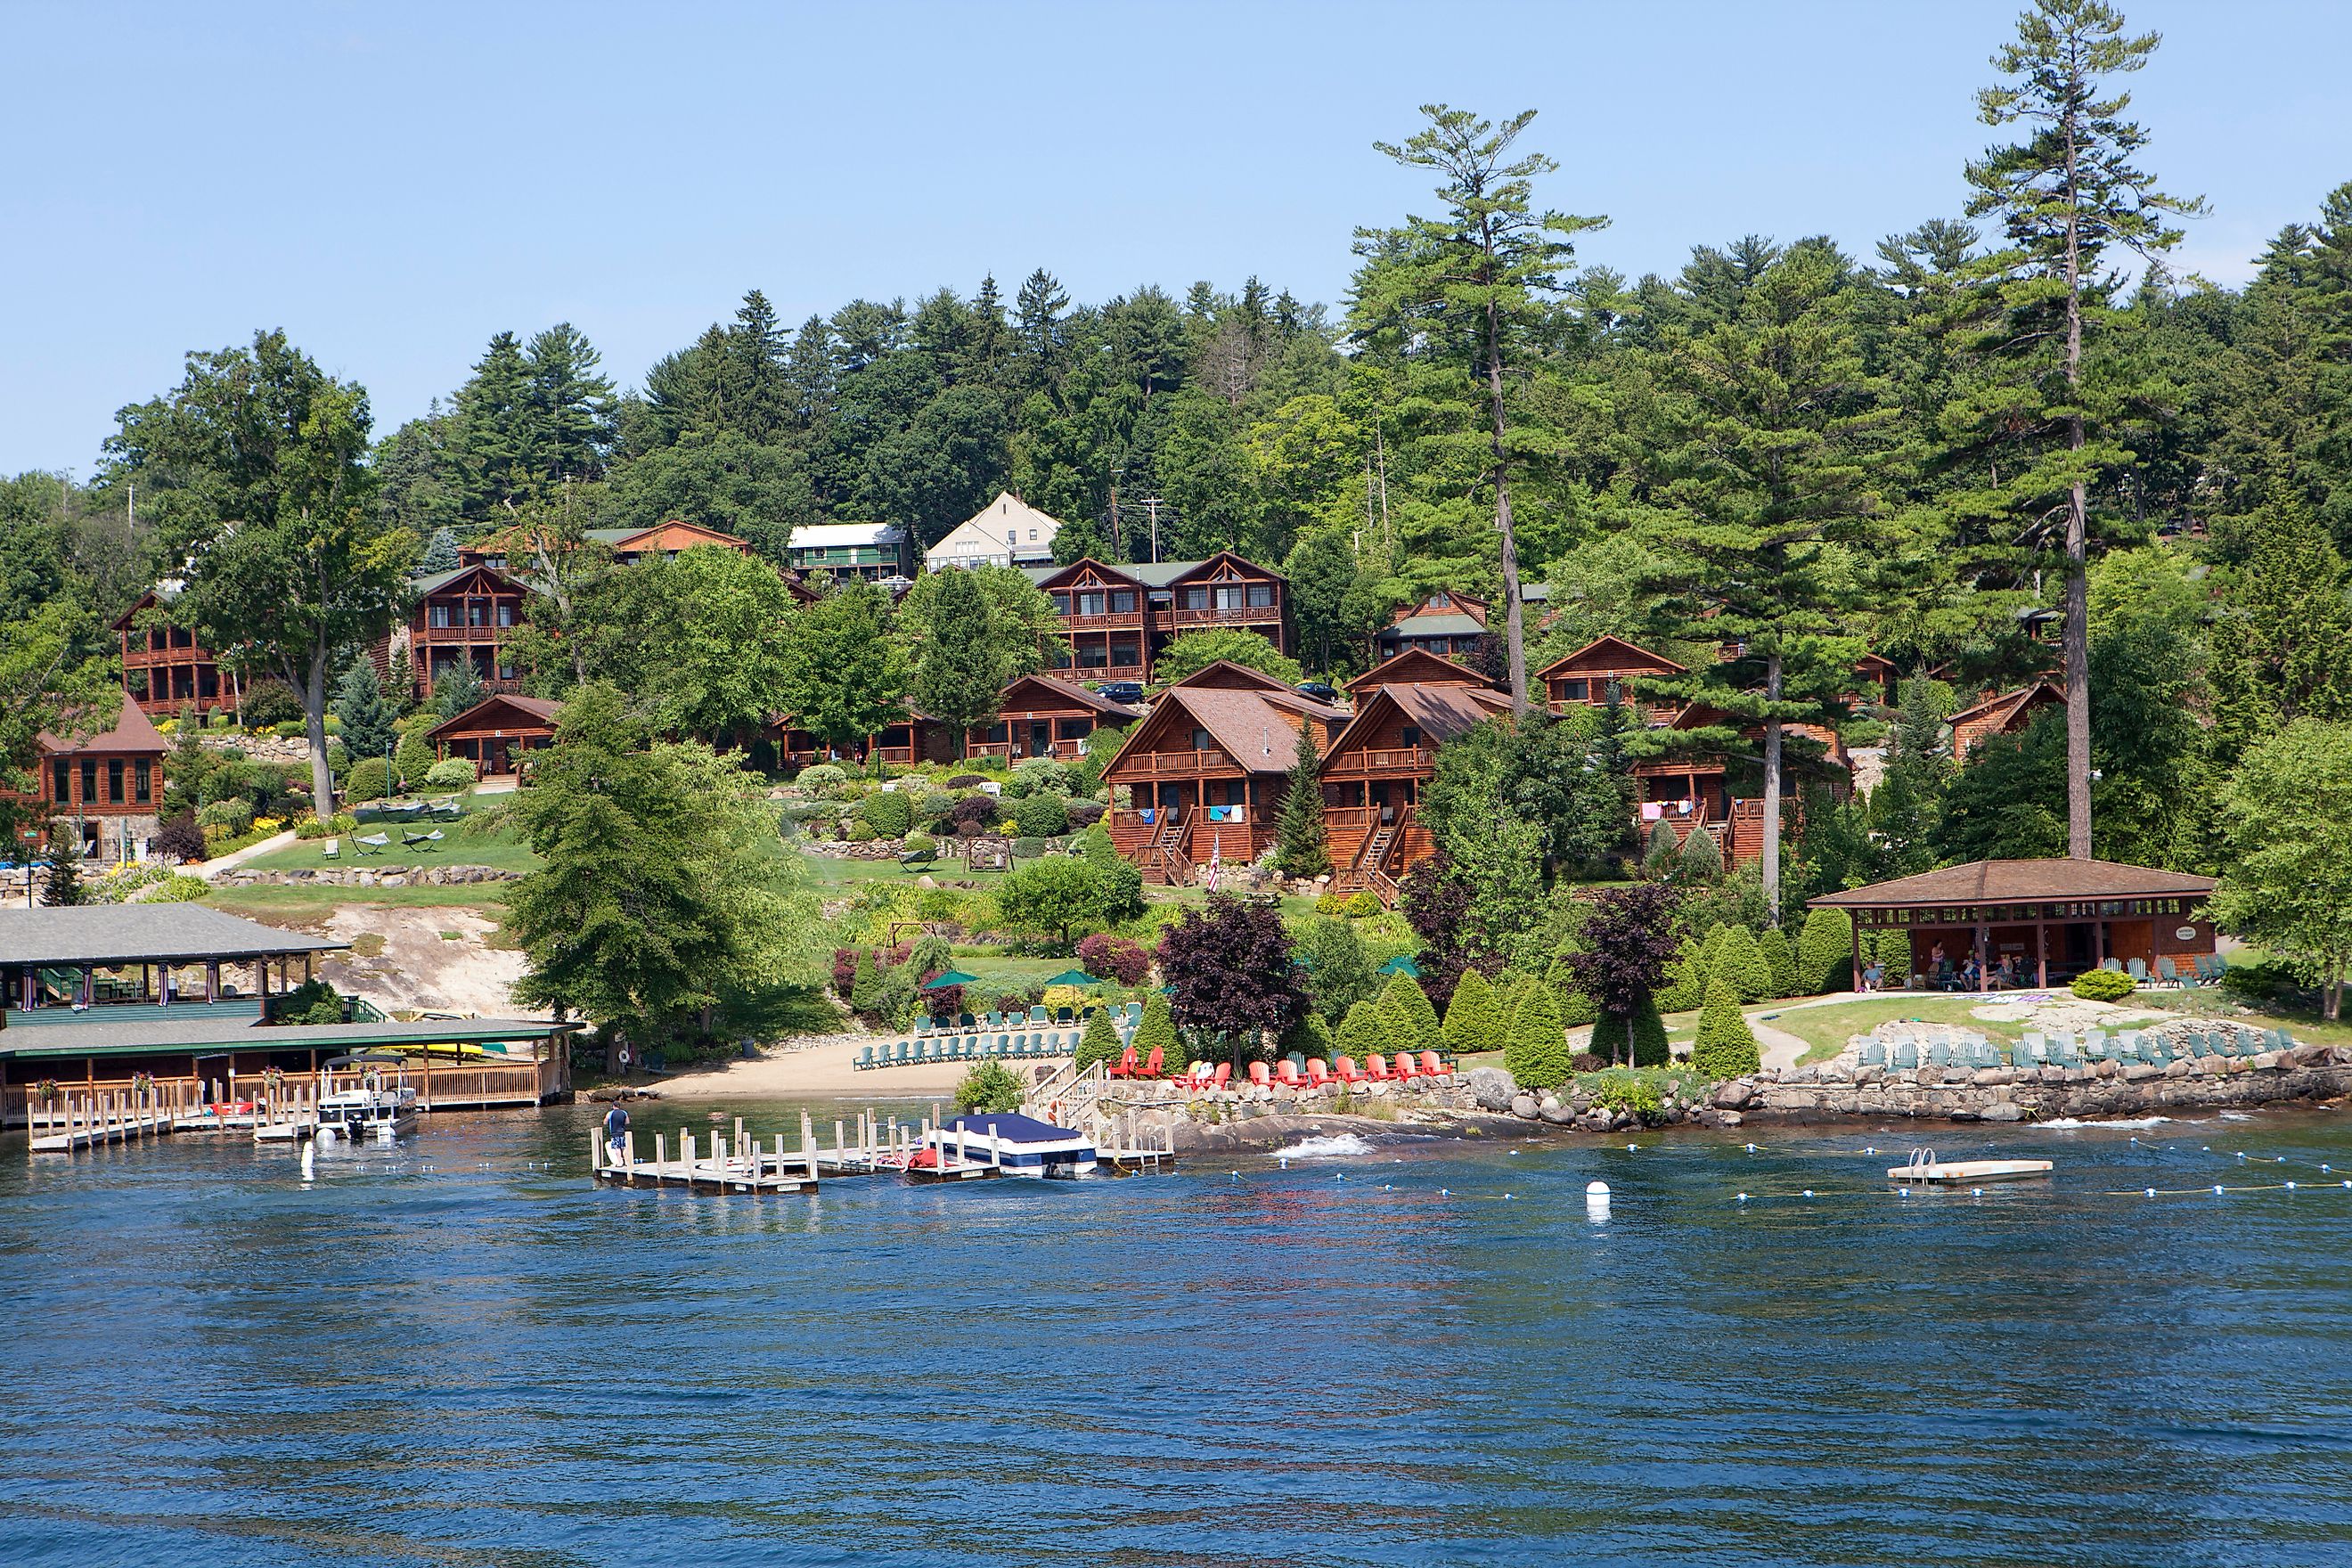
[1275,720,1330,878]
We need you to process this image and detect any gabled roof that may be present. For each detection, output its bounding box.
[1534,634,1688,682]
[1949,681,2064,731]
[787,521,906,548]
[927,493,1064,559]
[1164,659,1295,694]
[426,694,564,740]
[110,587,173,633]
[0,905,345,968]
[1385,588,1490,628]
[1323,682,1510,765]
[412,561,523,599]
[1345,648,1492,695]
[1103,685,1342,779]
[579,519,749,554]
[1028,556,1148,592]
[1153,550,1286,588]
[993,674,1140,719]
[40,702,167,758]
[1381,613,1485,640]
[1809,858,2216,910]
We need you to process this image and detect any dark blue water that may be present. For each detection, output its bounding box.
[4,1098,2350,1567]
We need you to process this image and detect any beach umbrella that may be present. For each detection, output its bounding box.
[920,968,981,991]
[1378,954,1422,978]
[1041,968,1100,988]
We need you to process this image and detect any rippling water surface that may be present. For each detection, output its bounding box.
[4,1098,2351,1566]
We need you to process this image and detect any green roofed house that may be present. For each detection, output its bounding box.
[0,905,575,1123]
[785,521,913,584]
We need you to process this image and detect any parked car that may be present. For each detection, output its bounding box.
[1096,680,1146,706]
[1294,681,1341,704]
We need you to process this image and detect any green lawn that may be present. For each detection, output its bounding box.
[244,803,539,876]
[203,883,511,919]
[1764,994,2031,1066]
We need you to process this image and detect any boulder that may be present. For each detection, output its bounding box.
[1717,1109,1744,1127]
[1466,1066,1517,1113]
[1538,1100,1576,1126]
[1713,1080,1754,1110]
[1509,1094,1540,1120]
[1981,1101,2025,1123]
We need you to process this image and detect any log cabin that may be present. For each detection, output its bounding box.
[1372,588,1492,664]
[768,712,956,771]
[1948,682,2064,761]
[1031,559,1154,683]
[1102,684,1344,884]
[1344,648,1494,698]
[583,519,751,566]
[1156,551,1290,653]
[1320,681,1512,903]
[404,562,530,705]
[965,674,1139,764]
[428,694,563,778]
[114,590,226,717]
[1633,702,1850,865]
[1535,635,1687,724]
[2,704,168,862]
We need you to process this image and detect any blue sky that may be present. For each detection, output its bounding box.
[4,0,2345,477]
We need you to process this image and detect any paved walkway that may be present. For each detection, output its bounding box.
[189,830,297,881]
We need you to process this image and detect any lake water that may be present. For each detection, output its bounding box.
[4,1097,2351,1566]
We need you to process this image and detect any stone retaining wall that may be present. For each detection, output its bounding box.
[211,863,519,889]
[803,837,1013,863]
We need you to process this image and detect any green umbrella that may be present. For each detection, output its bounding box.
[920,968,981,991]
[1041,968,1100,988]
[1378,953,1422,978]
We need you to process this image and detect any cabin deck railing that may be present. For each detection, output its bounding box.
[1,1052,564,1130]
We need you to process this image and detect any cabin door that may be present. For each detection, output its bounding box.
[1370,781,1394,825]
[1029,721,1052,756]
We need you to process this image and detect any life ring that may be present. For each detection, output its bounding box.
[1049,1099,1065,1123]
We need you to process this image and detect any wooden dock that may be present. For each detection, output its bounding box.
[28,1090,177,1155]
[590,1107,1176,1194]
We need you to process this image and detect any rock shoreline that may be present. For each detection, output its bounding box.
[212,864,519,889]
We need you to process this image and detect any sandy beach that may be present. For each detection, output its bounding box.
[653,1039,968,1099]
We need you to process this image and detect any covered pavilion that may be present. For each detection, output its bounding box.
[1807,859,2217,992]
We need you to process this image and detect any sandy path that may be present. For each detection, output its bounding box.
[656,1040,968,1100]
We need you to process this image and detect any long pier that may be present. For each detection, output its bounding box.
[27,1090,177,1155]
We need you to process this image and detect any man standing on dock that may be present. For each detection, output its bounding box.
[602,1104,631,1167]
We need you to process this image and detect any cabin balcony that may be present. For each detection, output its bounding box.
[1319,746,1438,780]
[1168,606,1284,639]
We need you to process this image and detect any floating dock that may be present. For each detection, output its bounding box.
[590,1107,1175,1194]
[1889,1150,2054,1183]
[27,1090,177,1155]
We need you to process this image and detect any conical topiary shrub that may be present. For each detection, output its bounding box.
[1795,907,1852,995]
[1376,972,1441,1051]
[1642,818,1681,875]
[1441,968,1502,1056]
[1627,992,1670,1067]
[1677,824,1724,880]
[1502,985,1571,1090]
[1654,935,1706,1013]
[1074,1005,1123,1072]
[1691,976,1760,1079]
[1760,926,1796,1000]
[1335,1000,1389,1061]
[1133,992,1180,1070]
[1711,923,1774,1004]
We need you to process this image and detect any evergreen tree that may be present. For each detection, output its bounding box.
[1953,0,2204,858]
[1691,976,1761,1079]
[1502,984,1570,1089]
[1440,967,1503,1055]
[1335,1000,1390,1062]
[418,527,461,573]
[1795,906,1857,995]
[2209,486,2352,764]
[1654,935,1707,1012]
[1274,721,1330,878]
[431,657,486,719]
[1295,916,1375,1024]
[1354,106,1605,712]
[1625,992,1670,1068]
[332,658,399,767]
[450,331,535,520]
[1710,923,1774,1004]
[1870,676,1951,877]
[1376,971,1441,1051]
[1133,992,1179,1065]
[1760,926,1797,999]
[1074,1005,1123,1072]
[1642,817,1682,876]
[523,323,617,487]
[1676,824,1724,881]
[906,565,1007,753]
[40,828,83,905]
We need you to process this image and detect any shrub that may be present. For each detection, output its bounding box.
[1009,757,1072,797]
[1335,1000,1389,1060]
[954,1060,1026,1115]
[1760,927,1796,999]
[1376,973,1441,1051]
[948,795,999,837]
[1281,1013,1334,1067]
[270,720,306,739]
[1586,1070,1665,1123]
[796,763,849,793]
[1440,968,1503,1056]
[1076,932,1151,985]
[1711,924,1774,1004]
[1503,986,1571,1089]
[138,872,210,902]
[1013,791,1069,837]
[1677,825,1725,880]
[394,730,434,789]
[196,798,254,834]
[238,679,303,728]
[1690,977,1760,1079]
[915,789,958,829]
[1064,797,1107,829]
[1344,890,1382,919]
[1316,893,1351,917]
[326,739,349,773]
[1133,992,1178,1064]
[849,952,886,1016]
[902,832,937,862]
[1594,993,1670,1067]
[275,978,348,1025]
[1871,928,1913,984]
[1642,818,1682,875]
[345,757,393,802]
[1009,836,1047,859]
[423,757,476,789]
[296,813,358,840]
[1654,935,1706,1012]
[2070,968,2136,1002]
[154,812,205,862]
[858,790,913,837]
[1558,981,1597,1027]
[845,821,878,843]
[1074,1006,1123,1072]
[1795,907,1855,996]
[946,772,991,789]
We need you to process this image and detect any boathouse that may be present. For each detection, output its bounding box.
[1807,859,2218,992]
[0,905,574,1124]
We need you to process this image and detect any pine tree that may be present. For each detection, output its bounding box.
[1642,817,1681,876]
[2209,486,2352,765]
[1622,992,1670,1068]
[1502,984,1570,1089]
[1440,967,1503,1055]
[849,951,884,1017]
[727,290,789,442]
[1133,992,1178,1065]
[1796,907,1856,995]
[1954,0,2204,859]
[332,658,399,767]
[1690,976,1760,1079]
[1870,676,1951,877]
[451,331,535,521]
[1075,1006,1122,1072]
[40,828,83,905]
[1275,722,1330,878]
[431,658,485,719]
[908,567,1008,754]
[1677,825,1724,881]
[523,323,617,487]
[419,527,460,573]
[1376,972,1440,1051]
[1711,924,1774,1004]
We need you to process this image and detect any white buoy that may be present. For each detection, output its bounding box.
[2145,1188,2156,1196]
[1586,1180,1611,1221]
[301,1141,315,1181]
[314,1125,339,1149]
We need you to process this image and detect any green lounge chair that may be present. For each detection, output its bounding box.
[1858,1041,1885,1067]
[1891,1043,1919,1070]
[856,1045,875,1069]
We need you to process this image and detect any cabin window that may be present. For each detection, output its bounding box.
[1078,643,1108,668]
[108,759,126,804]
[1558,678,1588,701]
[52,760,69,801]
[1246,584,1274,608]
[127,672,150,702]
[497,661,517,682]
[980,723,1008,744]
[1076,591,1106,617]
[81,759,99,802]
[1213,585,1248,611]
[1051,592,1071,614]
[1048,643,1072,668]
[467,600,490,627]
[497,601,516,627]
[134,762,151,804]
[1110,641,1140,667]
[429,603,453,629]
[1401,725,1423,747]
[1063,718,1092,739]
[1430,592,1451,608]
[172,626,193,649]
[1109,590,1136,613]
[1191,727,1213,751]
[1183,587,1209,610]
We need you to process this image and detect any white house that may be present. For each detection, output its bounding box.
[925,492,1064,572]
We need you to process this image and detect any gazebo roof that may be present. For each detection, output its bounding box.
[1808,858,2216,910]
[0,906,346,968]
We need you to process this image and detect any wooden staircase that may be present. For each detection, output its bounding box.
[1340,804,1413,908]
[1145,808,1192,886]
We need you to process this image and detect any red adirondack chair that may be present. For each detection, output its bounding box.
[1334,1056,1364,1084]
[1275,1060,1306,1090]
[1106,1044,1139,1079]
[1392,1051,1421,1082]
[1305,1058,1333,1089]
[1247,1062,1273,1092]
[1419,1050,1450,1082]
[1139,1044,1164,1079]
[1362,1053,1392,1082]
[1209,1062,1233,1091]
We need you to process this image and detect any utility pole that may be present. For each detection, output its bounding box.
[1138,498,1164,563]
[1374,428,1391,551]
[127,479,135,541]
